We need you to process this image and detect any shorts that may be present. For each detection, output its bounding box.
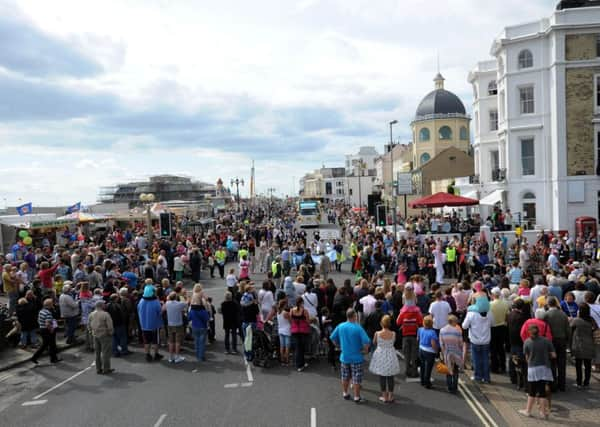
[142,330,158,345]
[341,362,364,384]
[168,325,185,344]
[528,380,548,398]
[279,334,291,349]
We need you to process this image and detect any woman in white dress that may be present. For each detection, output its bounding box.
[369,315,400,403]
[432,243,445,284]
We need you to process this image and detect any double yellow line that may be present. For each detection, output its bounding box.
[458,379,499,427]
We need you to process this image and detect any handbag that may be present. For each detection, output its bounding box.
[435,361,450,375]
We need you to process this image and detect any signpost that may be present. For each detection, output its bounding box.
[394,173,413,239]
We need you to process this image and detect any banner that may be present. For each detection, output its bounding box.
[16,202,32,216]
[66,202,81,214]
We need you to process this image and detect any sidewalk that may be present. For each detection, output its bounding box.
[0,333,82,372]
[0,295,83,372]
[470,362,600,426]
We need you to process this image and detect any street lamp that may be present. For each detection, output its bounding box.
[139,193,156,244]
[389,119,398,146]
[267,187,276,215]
[230,178,245,212]
[356,159,366,210]
[389,119,399,238]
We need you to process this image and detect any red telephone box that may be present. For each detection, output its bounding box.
[575,216,597,238]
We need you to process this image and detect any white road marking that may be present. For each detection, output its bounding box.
[224,383,239,388]
[22,400,48,406]
[310,407,317,427]
[153,413,167,427]
[240,382,253,387]
[405,378,420,383]
[458,380,498,427]
[246,363,254,382]
[33,364,94,400]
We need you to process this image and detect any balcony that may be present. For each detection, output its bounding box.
[491,168,506,182]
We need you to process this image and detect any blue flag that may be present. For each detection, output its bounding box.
[66,202,81,214]
[16,202,32,216]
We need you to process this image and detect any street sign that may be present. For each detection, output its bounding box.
[396,173,412,196]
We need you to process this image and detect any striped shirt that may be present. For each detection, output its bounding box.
[37,308,54,329]
[439,324,464,368]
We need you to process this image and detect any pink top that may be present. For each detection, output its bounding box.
[518,287,530,297]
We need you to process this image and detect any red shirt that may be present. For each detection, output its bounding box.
[397,305,423,336]
[38,263,59,289]
[520,318,552,343]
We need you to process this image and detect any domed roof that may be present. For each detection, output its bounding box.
[414,73,467,121]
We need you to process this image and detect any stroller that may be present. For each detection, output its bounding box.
[252,329,275,368]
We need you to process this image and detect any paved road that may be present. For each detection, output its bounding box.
[0,232,506,426]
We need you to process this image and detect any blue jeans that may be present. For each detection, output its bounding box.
[471,343,490,382]
[65,316,78,343]
[192,327,207,361]
[7,292,18,316]
[112,325,128,355]
[20,330,38,346]
[419,349,436,387]
[241,322,256,361]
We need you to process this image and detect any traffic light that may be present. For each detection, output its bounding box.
[376,205,386,226]
[159,213,171,238]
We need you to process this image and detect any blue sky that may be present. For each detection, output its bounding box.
[0,0,553,205]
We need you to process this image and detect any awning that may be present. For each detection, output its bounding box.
[479,189,504,206]
[408,192,479,209]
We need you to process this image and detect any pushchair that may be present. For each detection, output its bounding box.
[252,329,275,368]
[263,320,280,361]
[304,324,322,362]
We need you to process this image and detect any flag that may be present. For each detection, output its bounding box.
[66,202,81,214]
[16,202,32,216]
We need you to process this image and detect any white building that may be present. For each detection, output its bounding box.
[298,167,346,203]
[345,175,376,208]
[345,146,379,176]
[469,1,600,233]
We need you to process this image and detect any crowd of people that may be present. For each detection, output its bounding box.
[0,201,599,419]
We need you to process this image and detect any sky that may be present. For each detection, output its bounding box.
[0,0,554,206]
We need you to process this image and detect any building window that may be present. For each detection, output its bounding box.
[325,182,332,195]
[490,150,499,172]
[519,86,535,114]
[489,110,498,131]
[419,127,430,142]
[518,49,533,69]
[597,131,600,175]
[522,191,536,227]
[595,74,600,110]
[488,80,497,95]
[597,34,600,57]
[420,152,431,165]
[521,138,535,176]
[439,126,452,140]
[460,126,468,140]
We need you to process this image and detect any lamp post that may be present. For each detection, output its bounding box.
[267,187,276,215]
[139,193,156,244]
[230,178,244,212]
[389,120,399,239]
[357,160,366,211]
